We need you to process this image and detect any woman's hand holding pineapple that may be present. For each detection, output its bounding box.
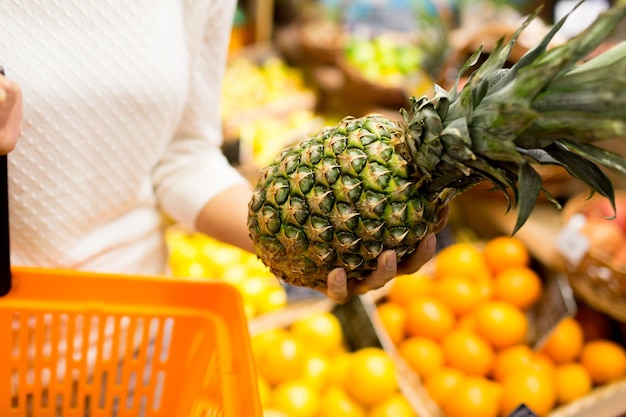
[324,205,449,304]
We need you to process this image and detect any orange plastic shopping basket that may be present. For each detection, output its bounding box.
[0,153,262,415]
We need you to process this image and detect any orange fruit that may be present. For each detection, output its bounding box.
[367,393,416,417]
[475,273,495,303]
[530,352,557,377]
[492,345,535,383]
[256,333,310,385]
[474,301,529,350]
[376,301,407,345]
[424,367,466,405]
[500,369,557,417]
[271,380,321,417]
[318,386,365,417]
[302,352,333,389]
[387,272,433,307]
[441,329,495,377]
[493,266,543,310]
[290,312,345,355]
[405,296,455,341]
[442,376,502,417]
[483,236,530,274]
[539,317,584,364]
[554,362,593,405]
[397,336,445,379]
[579,339,626,384]
[344,347,399,406]
[251,327,290,363]
[435,243,490,279]
[327,352,354,386]
[433,275,483,316]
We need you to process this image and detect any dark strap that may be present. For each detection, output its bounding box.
[0,65,12,295]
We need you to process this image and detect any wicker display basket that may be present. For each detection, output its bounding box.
[299,20,345,67]
[557,191,626,322]
[338,57,412,110]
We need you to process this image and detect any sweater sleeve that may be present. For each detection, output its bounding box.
[152,0,247,231]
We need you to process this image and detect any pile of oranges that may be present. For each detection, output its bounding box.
[376,236,626,417]
[253,311,418,417]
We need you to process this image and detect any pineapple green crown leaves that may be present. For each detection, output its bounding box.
[402,0,626,233]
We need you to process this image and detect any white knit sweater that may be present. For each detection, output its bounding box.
[0,0,247,275]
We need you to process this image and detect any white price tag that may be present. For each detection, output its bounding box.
[555,214,590,267]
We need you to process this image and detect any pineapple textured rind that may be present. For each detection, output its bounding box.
[248,115,444,287]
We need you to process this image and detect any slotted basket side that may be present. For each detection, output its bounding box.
[0,267,262,417]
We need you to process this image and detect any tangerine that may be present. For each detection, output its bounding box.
[318,386,365,417]
[579,339,626,384]
[405,296,455,341]
[398,336,445,379]
[492,345,535,383]
[493,266,543,310]
[433,275,483,316]
[474,301,529,350]
[387,272,434,307]
[327,352,353,386]
[554,362,592,405]
[344,347,399,406]
[376,301,407,345]
[302,352,333,389]
[500,369,557,417]
[271,380,321,417]
[290,312,345,355]
[475,273,495,303]
[539,317,584,364]
[367,393,417,417]
[441,329,495,377]
[483,236,530,274]
[442,376,502,417]
[424,367,466,405]
[434,243,490,280]
[530,352,557,377]
[256,333,310,385]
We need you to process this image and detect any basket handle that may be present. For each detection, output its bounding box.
[0,65,12,296]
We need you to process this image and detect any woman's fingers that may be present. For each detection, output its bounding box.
[0,76,23,154]
[396,233,437,276]
[352,250,397,295]
[325,268,349,304]
[319,205,451,303]
[433,205,450,234]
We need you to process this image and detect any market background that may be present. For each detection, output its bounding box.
[165,1,626,416]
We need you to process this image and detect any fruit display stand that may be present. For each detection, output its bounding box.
[363,237,626,417]
[249,296,432,417]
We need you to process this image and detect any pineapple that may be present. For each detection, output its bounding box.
[248,2,626,288]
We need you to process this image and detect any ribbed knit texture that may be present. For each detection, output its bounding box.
[0,0,245,274]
